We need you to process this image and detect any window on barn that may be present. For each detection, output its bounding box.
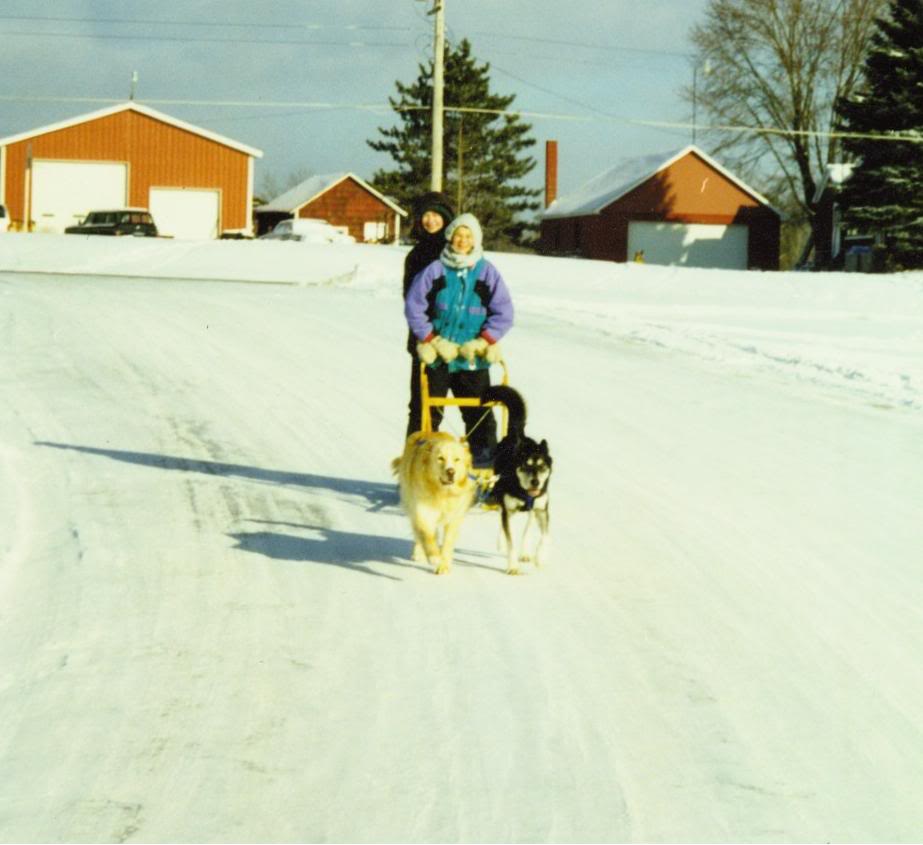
[363,221,387,242]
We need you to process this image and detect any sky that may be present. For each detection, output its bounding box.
[1,232,921,841]
[0,0,711,204]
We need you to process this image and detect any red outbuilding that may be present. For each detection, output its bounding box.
[0,101,262,238]
[540,145,780,270]
[256,172,407,243]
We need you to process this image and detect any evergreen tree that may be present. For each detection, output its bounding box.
[368,39,540,248]
[837,0,923,269]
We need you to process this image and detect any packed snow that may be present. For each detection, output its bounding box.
[1,233,921,843]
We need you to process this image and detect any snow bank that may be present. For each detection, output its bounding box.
[3,232,921,411]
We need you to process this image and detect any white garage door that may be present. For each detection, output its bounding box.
[31,161,127,233]
[149,188,220,239]
[628,221,749,269]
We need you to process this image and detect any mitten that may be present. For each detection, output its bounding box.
[485,342,503,364]
[432,336,460,362]
[459,337,489,361]
[416,340,438,365]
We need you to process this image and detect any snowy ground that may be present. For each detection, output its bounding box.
[1,233,921,843]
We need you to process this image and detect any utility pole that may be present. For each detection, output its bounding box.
[24,143,33,232]
[431,0,445,192]
[692,64,699,144]
[692,59,710,145]
[130,70,138,101]
[456,116,464,212]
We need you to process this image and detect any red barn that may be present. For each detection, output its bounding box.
[540,145,780,270]
[0,101,262,238]
[256,172,407,243]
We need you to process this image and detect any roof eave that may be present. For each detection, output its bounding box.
[281,172,408,217]
[0,101,263,158]
[543,144,782,221]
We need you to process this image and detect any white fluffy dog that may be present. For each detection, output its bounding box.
[392,431,476,575]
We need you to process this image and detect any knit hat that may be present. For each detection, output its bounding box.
[445,213,483,249]
[413,191,454,229]
[441,213,484,268]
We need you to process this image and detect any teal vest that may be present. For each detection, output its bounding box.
[431,260,489,372]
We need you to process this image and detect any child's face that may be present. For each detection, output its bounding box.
[421,211,445,234]
[450,225,474,254]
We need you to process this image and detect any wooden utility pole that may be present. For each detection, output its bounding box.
[431,0,445,192]
[24,143,33,232]
[456,116,463,212]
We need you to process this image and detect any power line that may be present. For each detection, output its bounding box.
[395,104,923,143]
[1,95,918,144]
[471,31,691,60]
[0,95,391,113]
[491,64,630,121]
[0,29,411,48]
[490,64,689,142]
[0,15,691,63]
[0,13,693,60]
[0,13,412,33]
[1,26,678,69]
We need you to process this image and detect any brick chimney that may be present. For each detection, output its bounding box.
[544,140,558,209]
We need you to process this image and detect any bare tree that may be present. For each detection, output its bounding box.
[257,167,314,204]
[688,0,886,253]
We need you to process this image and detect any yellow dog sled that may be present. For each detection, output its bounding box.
[418,360,510,505]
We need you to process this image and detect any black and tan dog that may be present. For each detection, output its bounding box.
[482,385,552,575]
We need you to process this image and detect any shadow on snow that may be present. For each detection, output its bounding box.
[35,441,502,579]
[34,440,417,579]
[35,440,398,511]
[229,520,425,581]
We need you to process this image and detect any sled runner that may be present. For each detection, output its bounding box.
[418,359,510,503]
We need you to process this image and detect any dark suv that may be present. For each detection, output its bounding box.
[65,209,158,237]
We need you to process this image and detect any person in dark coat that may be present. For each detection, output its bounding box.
[403,191,455,436]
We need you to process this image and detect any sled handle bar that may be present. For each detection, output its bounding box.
[419,359,509,438]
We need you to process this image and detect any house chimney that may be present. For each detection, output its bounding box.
[545,140,558,208]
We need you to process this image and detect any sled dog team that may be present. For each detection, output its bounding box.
[392,196,553,575]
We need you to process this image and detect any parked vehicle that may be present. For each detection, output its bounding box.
[260,217,355,244]
[0,203,9,233]
[65,209,158,237]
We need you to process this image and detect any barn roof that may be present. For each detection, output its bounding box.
[543,145,777,219]
[0,101,263,158]
[258,172,407,217]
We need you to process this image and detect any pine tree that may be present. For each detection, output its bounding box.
[368,39,540,248]
[837,0,923,269]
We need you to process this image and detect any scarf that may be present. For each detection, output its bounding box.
[440,242,484,269]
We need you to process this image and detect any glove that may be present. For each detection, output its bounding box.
[432,336,460,362]
[485,342,503,364]
[416,340,438,365]
[459,337,489,361]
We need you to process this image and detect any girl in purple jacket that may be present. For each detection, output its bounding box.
[404,213,514,466]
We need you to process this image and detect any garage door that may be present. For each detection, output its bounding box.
[149,188,220,239]
[627,221,749,269]
[31,161,127,233]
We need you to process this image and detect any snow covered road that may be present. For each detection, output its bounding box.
[1,240,922,842]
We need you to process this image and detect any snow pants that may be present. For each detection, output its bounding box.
[405,356,497,459]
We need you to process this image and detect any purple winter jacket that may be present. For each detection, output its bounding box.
[404,258,514,348]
